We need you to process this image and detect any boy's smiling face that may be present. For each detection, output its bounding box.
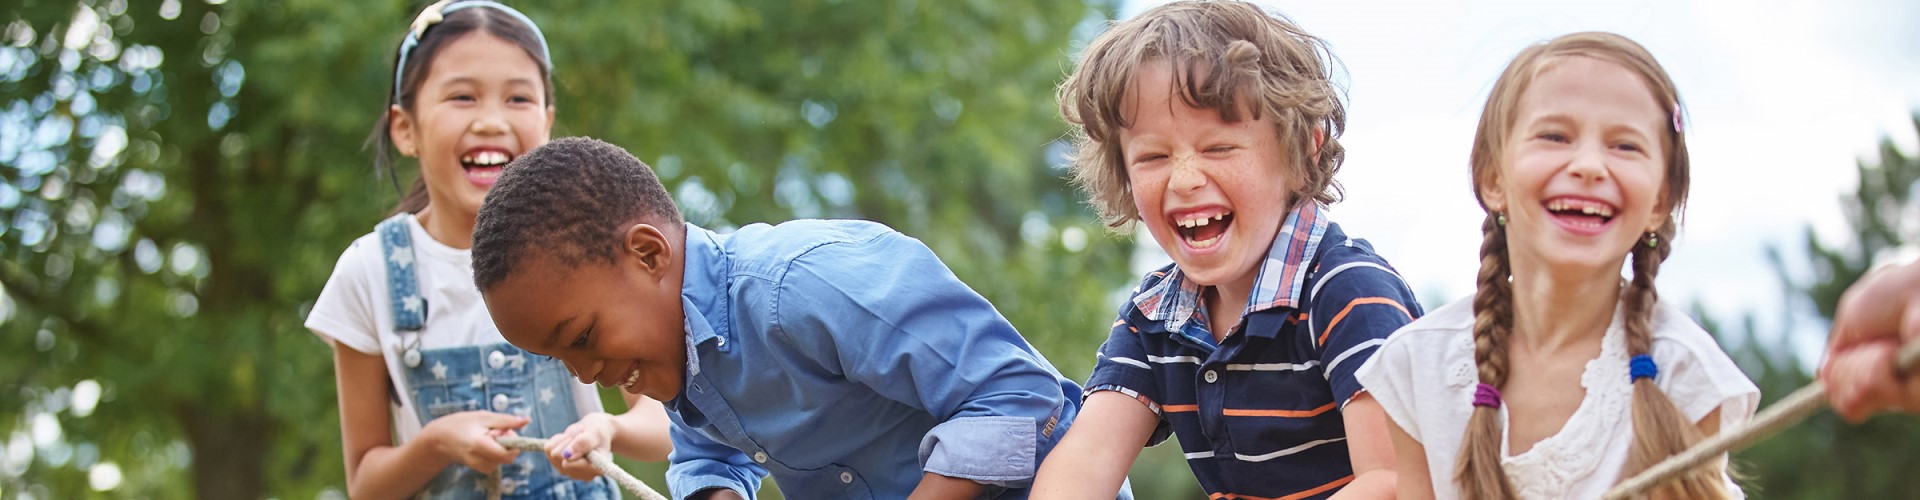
[483,223,689,402]
[1119,60,1301,295]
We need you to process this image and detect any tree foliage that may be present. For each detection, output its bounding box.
[0,1,1141,497]
[1723,115,1920,499]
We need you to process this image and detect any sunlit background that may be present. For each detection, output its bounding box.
[1126,0,1920,365]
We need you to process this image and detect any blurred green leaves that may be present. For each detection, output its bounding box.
[0,0,1139,497]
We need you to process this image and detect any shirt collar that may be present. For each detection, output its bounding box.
[680,223,731,375]
[1132,201,1331,331]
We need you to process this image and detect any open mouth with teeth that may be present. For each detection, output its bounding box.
[1173,211,1234,249]
[461,148,514,187]
[618,365,641,390]
[1544,197,1615,229]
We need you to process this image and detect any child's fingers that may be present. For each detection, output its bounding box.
[556,457,602,482]
[563,428,608,462]
[467,435,521,469]
[483,413,531,430]
[543,423,583,454]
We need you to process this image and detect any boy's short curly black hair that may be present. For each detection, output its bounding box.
[472,137,684,291]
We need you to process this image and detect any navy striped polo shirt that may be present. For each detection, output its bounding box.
[1084,202,1422,499]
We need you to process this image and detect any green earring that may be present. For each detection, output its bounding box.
[1646,232,1658,248]
[1496,213,1507,226]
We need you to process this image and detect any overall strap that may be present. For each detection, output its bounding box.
[377,214,428,331]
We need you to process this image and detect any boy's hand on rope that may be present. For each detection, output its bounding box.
[1822,261,1920,422]
[544,411,617,482]
[423,411,530,471]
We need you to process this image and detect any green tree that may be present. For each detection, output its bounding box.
[0,1,1136,497]
[1724,114,1920,498]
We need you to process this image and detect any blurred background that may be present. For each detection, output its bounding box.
[0,0,1914,498]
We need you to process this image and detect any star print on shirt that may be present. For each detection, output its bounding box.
[431,361,448,380]
[401,295,424,316]
[539,387,555,405]
[388,244,414,268]
[470,372,487,389]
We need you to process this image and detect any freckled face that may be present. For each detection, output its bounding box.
[1119,60,1300,296]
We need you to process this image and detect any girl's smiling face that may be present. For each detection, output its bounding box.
[1485,55,1671,277]
[390,32,554,220]
[1119,60,1300,296]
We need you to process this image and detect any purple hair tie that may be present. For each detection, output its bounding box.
[1630,354,1659,382]
[1472,383,1503,408]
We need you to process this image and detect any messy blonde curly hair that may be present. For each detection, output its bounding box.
[1058,0,1346,228]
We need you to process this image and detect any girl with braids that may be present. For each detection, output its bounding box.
[305,2,669,497]
[1355,32,1758,499]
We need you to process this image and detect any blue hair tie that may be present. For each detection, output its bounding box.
[392,0,552,99]
[1629,354,1658,382]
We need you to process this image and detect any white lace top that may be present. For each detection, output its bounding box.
[1355,296,1760,499]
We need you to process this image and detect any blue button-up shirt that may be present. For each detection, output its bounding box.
[664,220,1088,499]
[1084,202,1422,500]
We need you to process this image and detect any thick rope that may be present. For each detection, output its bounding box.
[1603,339,1920,499]
[487,435,668,500]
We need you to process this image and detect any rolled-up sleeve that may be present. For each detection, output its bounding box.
[1082,302,1174,446]
[771,231,1068,488]
[665,424,766,500]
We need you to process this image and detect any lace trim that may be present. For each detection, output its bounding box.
[1445,319,1632,498]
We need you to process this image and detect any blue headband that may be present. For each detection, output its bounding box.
[391,0,551,100]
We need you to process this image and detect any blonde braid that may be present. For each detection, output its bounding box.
[1456,212,1519,499]
[1618,219,1727,498]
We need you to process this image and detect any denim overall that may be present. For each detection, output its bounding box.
[379,215,618,499]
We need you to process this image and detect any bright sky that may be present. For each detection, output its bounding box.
[1120,0,1920,359]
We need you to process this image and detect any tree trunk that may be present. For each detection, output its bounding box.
[181,406,270,500]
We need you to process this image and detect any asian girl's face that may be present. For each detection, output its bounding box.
[390,32,554,220]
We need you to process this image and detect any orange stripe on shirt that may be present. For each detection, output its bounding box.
[1317,297,1411,347]
[1162,404,1200,413]
[1220,402,1336,418]
[1206,475,1355,500]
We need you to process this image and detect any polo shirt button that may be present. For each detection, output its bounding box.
[839,471,853,484]
[492,394,510,411]
[488,351,507,369]
[1203,370,1218,383]
[752,452,768,463]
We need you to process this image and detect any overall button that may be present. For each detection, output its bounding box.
[492,394,510,412]
[1203,370,1219,383]
[752,452,768,463]
[488,351,507,369]
[839,471,853,484]
[402,349,422,368]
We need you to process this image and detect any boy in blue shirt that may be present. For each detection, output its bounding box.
[471,137,1107,499]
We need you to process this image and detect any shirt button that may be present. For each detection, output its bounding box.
[402,349,422,368]
[752,452,768,463]
[492,394,510,412]
[716,337,726,347]
[839,471,853,484]
[488,351,507,369]
[1203,370,1219,383]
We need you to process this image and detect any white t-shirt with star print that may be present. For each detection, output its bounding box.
[305,214,605,442]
